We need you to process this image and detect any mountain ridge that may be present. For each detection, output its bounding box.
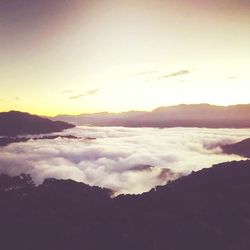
[0,110,75,136]
[51,103,250,128]
[222,138,250,158]
[1,159,250,249]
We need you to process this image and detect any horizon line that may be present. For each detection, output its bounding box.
[1,102,250,117]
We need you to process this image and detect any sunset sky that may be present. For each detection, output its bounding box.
[0,0,250,115]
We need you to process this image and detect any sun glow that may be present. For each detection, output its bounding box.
[0,0,250,115]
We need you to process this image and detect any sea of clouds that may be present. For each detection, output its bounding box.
[0,126,249,195]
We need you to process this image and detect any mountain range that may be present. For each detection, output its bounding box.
[1,108,250,249]
[53,104,250,128]
[0,111,75,136]
[1,160,250,250]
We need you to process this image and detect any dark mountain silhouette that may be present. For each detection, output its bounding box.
[0,137,29,146]
[0,135,81,147]
[54,110,146,126]
[222,138,250,158]
[1,160,250,250]
[53,104,250,128]
[0,135,96,147]
[0,111,75,136]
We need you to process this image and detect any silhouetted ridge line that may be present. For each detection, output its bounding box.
[0,110,75,136]
[53,104,250,128]
[0,160,250,249]
[222,138,250,158]
[0,134,82,147]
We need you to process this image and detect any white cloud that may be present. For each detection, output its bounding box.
[0,127,249,195]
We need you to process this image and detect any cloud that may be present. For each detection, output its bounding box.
[62,89,73,94]
[137,70,159,76]
[227,75,238,80]
[69,89,100,99]
[0,127,249,195]
[159,70,190,79]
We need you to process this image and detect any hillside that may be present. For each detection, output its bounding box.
[0,111,75,136]
[0,160,250,250]
[222,138,250,158]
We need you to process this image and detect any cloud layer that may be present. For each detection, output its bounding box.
[0,127,249,195]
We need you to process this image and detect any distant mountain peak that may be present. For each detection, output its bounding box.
[0,110,75,136]
[152,103,221,112]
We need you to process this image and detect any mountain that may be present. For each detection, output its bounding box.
[0,135,81,147]
[53,104,250,128]
[0,111,75,136]
[222,138,250,158]
[1,160,250,250]
[54,110,146,126]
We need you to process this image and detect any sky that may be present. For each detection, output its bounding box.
[0,0,250,115]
